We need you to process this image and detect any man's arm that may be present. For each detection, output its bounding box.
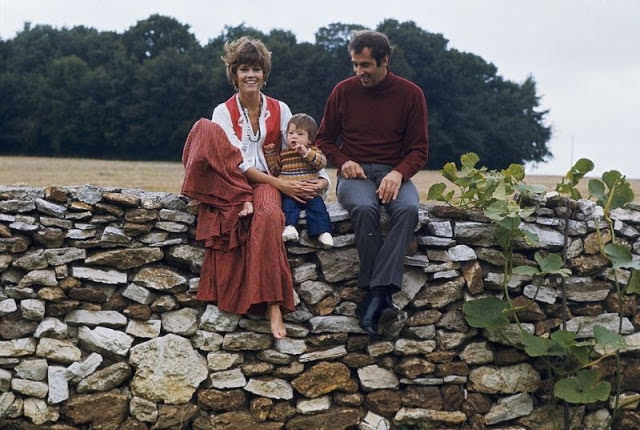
[316,86,351,171]
[392,88,429,180]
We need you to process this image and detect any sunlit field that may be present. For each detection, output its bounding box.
[2,156,639,203]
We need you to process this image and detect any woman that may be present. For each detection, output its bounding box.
[182,36,327,338]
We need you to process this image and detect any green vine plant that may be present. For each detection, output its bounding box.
[429,153,635,428]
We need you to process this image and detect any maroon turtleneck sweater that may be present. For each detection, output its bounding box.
[316,72,429,180]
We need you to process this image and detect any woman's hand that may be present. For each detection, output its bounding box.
[304,178,329,197]
[275,178,324,203]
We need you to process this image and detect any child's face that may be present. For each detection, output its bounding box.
[286,124,311,149]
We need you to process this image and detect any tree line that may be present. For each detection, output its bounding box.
[0,14,552,169]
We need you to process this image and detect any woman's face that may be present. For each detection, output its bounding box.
[235,64,264,94]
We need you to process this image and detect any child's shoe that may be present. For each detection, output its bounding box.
[318,232,334,248]
[282,225,299,242]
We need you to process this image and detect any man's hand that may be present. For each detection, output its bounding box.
[377,170,403,204]
[340,160,366,179]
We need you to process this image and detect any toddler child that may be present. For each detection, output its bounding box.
[265,113,333,248]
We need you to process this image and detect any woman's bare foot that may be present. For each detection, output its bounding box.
[266,303,286,339]
[239,201,253,217]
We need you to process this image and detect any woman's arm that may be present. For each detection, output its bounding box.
[244,167,322,203]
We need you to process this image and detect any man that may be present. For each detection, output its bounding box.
[316,30,429,337]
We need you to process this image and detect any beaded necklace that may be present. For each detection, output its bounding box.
[240,96,263,143]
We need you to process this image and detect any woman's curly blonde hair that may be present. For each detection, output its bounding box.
[221,36,272,89]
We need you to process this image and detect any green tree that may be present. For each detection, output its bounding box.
[121,14,199,62]
[0,16,552,166]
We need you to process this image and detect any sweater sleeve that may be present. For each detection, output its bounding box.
[304,147,327,171]
[316,85,350,170]
[393,88,429,180]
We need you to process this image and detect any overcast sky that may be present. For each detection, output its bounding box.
[2,0,639,178]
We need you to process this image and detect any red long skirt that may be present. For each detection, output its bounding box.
[197,184,295,315]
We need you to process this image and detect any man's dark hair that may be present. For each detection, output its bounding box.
[348,30,392,66]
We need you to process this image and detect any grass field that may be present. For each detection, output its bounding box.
[2,156,639,203]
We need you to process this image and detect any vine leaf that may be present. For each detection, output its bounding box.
[521,330,563,357]
[554,369,611,404]
[626,269,640,294]
[513,265,539,276]
[462,296,509,329]
[593,325,626,351]
[604,243,640,270]
[427,182,447,201]
[534,252,572,277]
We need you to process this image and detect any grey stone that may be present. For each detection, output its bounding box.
[77,325,134,357]
[245,377,293,399]
[0,368,11,391]
[0,337,37,357]
[297,395,331,414]
[317,247,360,282]
[35,198,67,217]
[43,247,86,265]
[133,266,187,291]
[12,249,47,270]
[460,342,494,365]
[23,397,58,425]
[47,366,69,404]
[292,262,318,283]
[34,318,68,339]
[126,319,161,338]
[191,329,224,351]
[566,313,634,338]
[161,307,199,335]
[165,244,204,273]
[274,337,307,355]
[20,298,45,321]
[14,358,48,381]
[357,365,399,391]
[469,363,540,394]
[66,352,103,382]
[0,298,17,316]
[129,333,208,403]
[394,339,436,355]
[393,408,467,426]
[122,282,156,304]
[85,247,163,270]
[100,225,131,243]
[71,266,127,284]
[454,221,497,246]
[308,316,366,334]
[77,362,132,393]
[206,352,243,371]
[297,280,334,305]
[448,244,477,261]
[65,310,127,327]
[299,345,347,362]
[523,284,559,304]
[222,332,273,351]
[485,392,534,425]
[36,338,81,363]
[11,378,49,398]
[209,368,247,389]
[130,396,158,423]
[18,269,58,287]
[199,304,241,332]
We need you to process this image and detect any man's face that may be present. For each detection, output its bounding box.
[350,47,389,88]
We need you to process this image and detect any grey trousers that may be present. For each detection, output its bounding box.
[337,163,419,290]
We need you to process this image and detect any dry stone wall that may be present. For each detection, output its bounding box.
[1,184,640,429]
